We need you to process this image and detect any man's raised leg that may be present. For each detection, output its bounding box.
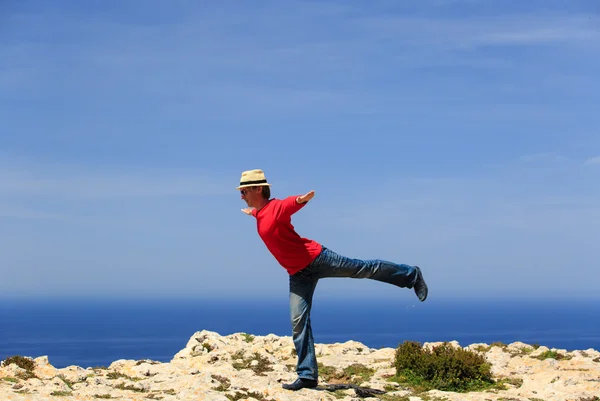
[311,247,428,301]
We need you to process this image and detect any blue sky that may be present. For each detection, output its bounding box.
[1,0,598,301]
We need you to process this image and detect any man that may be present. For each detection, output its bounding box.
[237,169,428,391]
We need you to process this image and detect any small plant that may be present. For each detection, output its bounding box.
[1,355,35,371]
[507,377,523,387]
[225,390,268,401]
[106,372,141,381]
[16,370,37,380]
[317,363,375,385]
[106,372,125,380]
[534,350,572,361]
[341,363,376,385]
[231,350,245,360]
[231,351,273,376]
[211,374,231,391]
[317,363,337,379]
[510,348,534,357]
[241,333,255,343]
[114,383,146,393]
[57,374,75,389]
[50,390,72,396]
[393,341,497,392]
[377,394,411,401]
[498,377,523,388]
[93,395,113,399]
[135,359,160,366]
[474,345,490,353]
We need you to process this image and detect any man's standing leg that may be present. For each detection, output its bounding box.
[283,268,319,391]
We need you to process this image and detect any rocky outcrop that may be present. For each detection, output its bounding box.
[1,330,599,401]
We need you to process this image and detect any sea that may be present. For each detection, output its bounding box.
[1,297,599,369]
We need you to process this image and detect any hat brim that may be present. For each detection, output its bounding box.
[236,183,271,190]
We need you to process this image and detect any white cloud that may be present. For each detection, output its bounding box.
[4,7,597,78]
[519,153,569,163]
[357,13,599,49]
[479,28,599,45]
[0,205,68,220]
[585,156,600,165]
[0,162,230,198]
[2,4,598,128]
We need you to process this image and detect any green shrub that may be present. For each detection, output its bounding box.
[393,341,495,392]
[1,355,37,380]
[1,356,35,371]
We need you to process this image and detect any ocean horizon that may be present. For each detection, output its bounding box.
[1,296,599,369]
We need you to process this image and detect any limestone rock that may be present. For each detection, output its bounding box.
[33,356,59,379]
[1,331,599,401]
[1,363,27,378]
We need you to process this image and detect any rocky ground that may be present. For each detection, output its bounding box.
[1,330,600,401]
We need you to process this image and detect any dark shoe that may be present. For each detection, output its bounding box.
[413,266,428,302]
[282,378,318,391]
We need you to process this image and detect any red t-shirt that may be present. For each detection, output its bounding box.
[252,196,323,275]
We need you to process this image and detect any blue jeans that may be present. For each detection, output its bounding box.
[288,246,419,381]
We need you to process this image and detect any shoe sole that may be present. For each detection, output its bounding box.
[415,266,428,302]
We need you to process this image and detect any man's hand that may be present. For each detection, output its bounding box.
[297,190,315,204]
[241,208,254,215]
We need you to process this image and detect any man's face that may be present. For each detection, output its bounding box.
[240,186,261,207]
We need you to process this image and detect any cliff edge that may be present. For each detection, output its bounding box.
[1,330,599,401]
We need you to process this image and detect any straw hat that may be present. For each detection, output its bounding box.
[236,169,272,190]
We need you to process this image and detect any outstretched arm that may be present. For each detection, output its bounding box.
[279,190,315,218]
[296,190,315,204]
[241,191,316,217]
[241,207,254,215]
